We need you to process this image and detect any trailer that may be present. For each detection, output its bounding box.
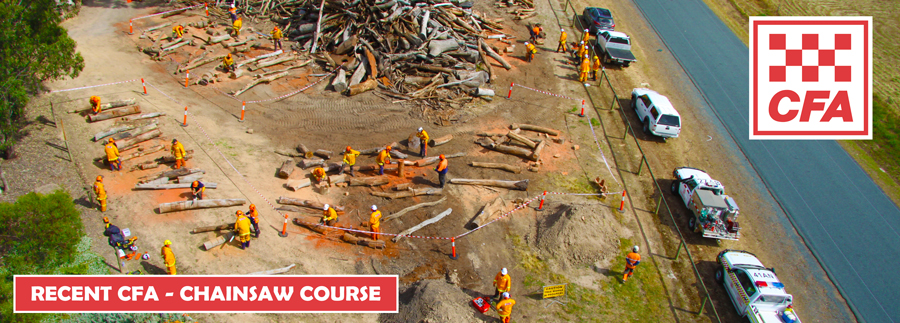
[671,167,741,241]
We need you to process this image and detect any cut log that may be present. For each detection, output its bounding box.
[235,50,282,68]
[224,36,256,48]
[477,38,495,81]
[278,159,295,178]
[203,232,234,250]
[408,133,421,151]
[157,153,194,164]
[118,112,165,122]
[88,105,141,122]
[389,149,408,159]
[247,264,296,275]
[449,178,529,190]
[371,187,442,199]
[158,198,246,213]
[348,63,367,87]
[393,183,411,191]
[133,162,159,170]
[481,40,512,70]
[94,125,136,142]
[398,159,405,178]
[392,208,452,242]
[314,149,333,159]
[112,122,158,142]
[161,40,190,52]
[277,197,345,212]
[275,149,303,157]
[254,56,295,69]
[136,182,218,190]
[77,98,136,113]
[286,178,311,191]
[510,123,560,136]
[359,142,400,155]
[469,197,508,228]
[348,79,378,96]
[532,140,546,161]
[342,233,385,249]
[432,134,453,146]
[179,55,226,73]
[383,196,447,222]
[146,168,203,181]
[232,72,288,96]
[191,223,233,234]
[470,162,522,173]
[208,34,232,44]
[293,218,328,235]
[348,176,389,187]
[297,143,311,155]
[177,173,204,184]
[491,143,536,161]
[334,35,358,55]
[119,144,165,162]
[298,158,324,169]
[161,8,188,18]
[145,22,172,32]
[116,129,162,151]
[428,39,460,57]
[331,69,348,92]
[507,131,537,148]
[414,152,466,167]
[364,47,378,79]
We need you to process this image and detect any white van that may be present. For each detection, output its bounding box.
[631,88,682,140]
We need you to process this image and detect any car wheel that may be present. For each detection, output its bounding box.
[631,94,637,109]
[623,61,631,67]
[643,119,650,135]
[715,266,724,284]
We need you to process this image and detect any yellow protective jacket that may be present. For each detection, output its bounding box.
[272,28,282,40]
[343,149,360,165]
[494,272,511,292]
[417,130,430,145]
[323,207,338,222]
[577,44,587,58]
[497,299,516,317]
[234,18,242,30]
[369,210,382,228]
[235,215,252,236]
[376,150,391,166]
[223,56,235,67]
[312,167,326,180]
[90,96,101,113]
[93,181,106,200]
[582,30,590,42]
[105,143,120,161]
[173,25,184,37]
[580,58,591,73]
[592,56,601,71]
[526,43,537,54]
[559,31,567,44]
[171,142,186,159]
[161,246,176,267]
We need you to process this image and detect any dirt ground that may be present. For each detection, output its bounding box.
[1,0,854,322]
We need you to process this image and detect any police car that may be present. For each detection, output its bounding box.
[716,250,801,323]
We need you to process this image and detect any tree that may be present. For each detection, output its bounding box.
[0,0,84,156]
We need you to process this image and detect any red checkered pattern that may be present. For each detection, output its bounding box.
[768,33,852,83]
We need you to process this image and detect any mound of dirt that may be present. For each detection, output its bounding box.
[535,204,620,269]
[388,279,481,323]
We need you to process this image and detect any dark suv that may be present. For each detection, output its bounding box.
[582,7,614,35]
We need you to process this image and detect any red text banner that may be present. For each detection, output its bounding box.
[14,275,398,313]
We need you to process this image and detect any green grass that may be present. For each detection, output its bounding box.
[543,173,595,195]
[590,118,600,127]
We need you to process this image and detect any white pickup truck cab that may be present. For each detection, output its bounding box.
[716,250,802,323]
[632,88,681,140]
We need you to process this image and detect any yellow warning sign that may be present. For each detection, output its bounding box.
[542,284,566,298]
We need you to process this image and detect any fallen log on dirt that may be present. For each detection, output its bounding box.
[144,168,203,181]
[224,36,256,48]
[202,232,234,250]
[511,123,560,136]
[371,187,442,199]
[118,112,165,122]
[393,183,411,191]
[130,161,159,171]
[235,50,282,68]
[161,7,188,18]
[449,178,529,191]
[298,158,324,169]
[119,144,165,161]
[507,131,536,149]
[179,54,226,73]
[208,34,232,44]
[145,22,171,32]
[432,134,453,146]
[348,79,378,96]
[392,208,452,242]
[331,69,348,92]
[342,233,385,249]
[470,162,522,173]
[247,264,296,275]
[72,98,136,113]
[358,142,400,155]
[158,198,246,213]
[390,149,409,160]
[94,124,136,142]
[232,72,288,96]
[116,129,162,151]
[314,149,333,159]
[111,122,158,142]
[275,149,304,157]
[277,197,345,212]
[348,176,389,187]
[490,143,536,161]
[383,196,447,223]
[532,140,546,161]
[482,40,511,70]
[135,182,218,190]
[88,105,141,122]
[177,173,203,184]
[293,217,328,234]
[156,153,194,164]
[278,159,295,178]
[469,197,507,228]
[191,223,233,234]
[414,152,466,167]
[297,143,312,156]
[285,178,311,191]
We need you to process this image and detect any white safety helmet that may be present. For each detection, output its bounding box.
[501,267,508,275]
[561,28,565,32]
[580,41,584,44]
[633,246,639,252]
[371,205,378,211]
[502,292,510,299]
[418,127,423,132]
[583,28,588,32]
[141,253,150,260]
[524,42,529,45]
[584,55,588,58]
[323,204,330,210]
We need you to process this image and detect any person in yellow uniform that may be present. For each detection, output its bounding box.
[171,139,186,169]
[93,175,107,212]
[223,53,235,73]
[579,54,591,83]
[416,127,430,157]
[233,17,242,38]
[576,41,587,62]
[271,26,283,51]
[161,240,176,275]
[493,267,511,301]
[321,204,338,226]
[341,146,360,176]
[90,96,102,114]
[247,204,260,238]
[234,210,252,250]
[496,292,516,323]
[369,205,382,240]
[524,42,536,63]
[582,28,590,43]
[557,28,567,53]
[105,138,121,171]
[312,167,331,187]
[591,54,601,81]
[623,245,642,282]
[377,146,392,176]
[172,24,184,38]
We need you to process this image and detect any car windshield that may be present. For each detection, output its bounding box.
[609,37,629,45]
[658,114,680,127]
[599,18,612,25]
[757,294,787,304]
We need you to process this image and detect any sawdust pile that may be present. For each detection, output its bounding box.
[535,204,620,269]
[386,279,481,323]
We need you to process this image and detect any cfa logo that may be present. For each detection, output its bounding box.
[750,17,872,140]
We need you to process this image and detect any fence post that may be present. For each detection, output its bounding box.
[636,155,646,175]
[610,94,618,111]
[622,122,630,139]
[698,296,709,315]
[674,241,684,261]
[655,196,662,215]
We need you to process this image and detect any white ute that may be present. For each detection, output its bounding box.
[672,167,740,241]
[716,250,802,323]
[631,88,681,140]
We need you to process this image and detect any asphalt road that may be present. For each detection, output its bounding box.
[631,0,900,322]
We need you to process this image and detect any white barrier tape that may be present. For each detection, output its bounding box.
[513,83,579,101]
[212,64,344,104]
[132,4,204,21]
[47,79,139,93]
[295,220,452,240]
[587,118,620,184]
